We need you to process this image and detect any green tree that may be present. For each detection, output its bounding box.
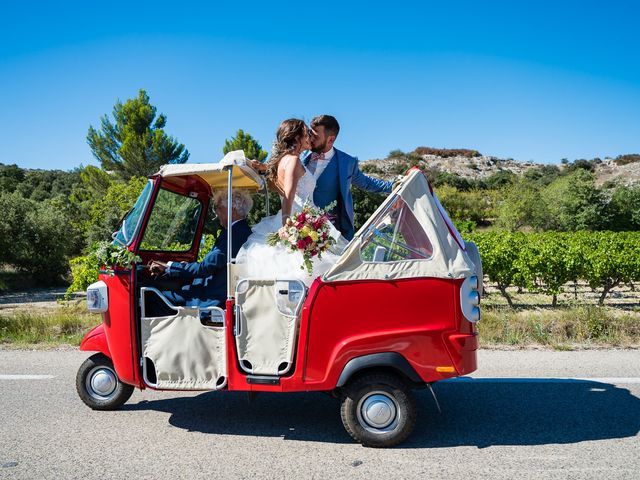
[496,178,550,231]
[0,192,76,280]
[542,170,608,231]
[608,185,640,230]
[223,129,268,162]
[87,89,189,180]
[0,163,26,193]
[468,231,525,307]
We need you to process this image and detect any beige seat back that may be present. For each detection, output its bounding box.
[234,279,306,376]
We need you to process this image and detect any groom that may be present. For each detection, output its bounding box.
[305,115,392,240]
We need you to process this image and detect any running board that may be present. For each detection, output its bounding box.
[246,375,280,385]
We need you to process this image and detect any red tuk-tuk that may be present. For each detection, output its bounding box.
[76,151,482,447]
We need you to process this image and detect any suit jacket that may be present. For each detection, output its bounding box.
[163,219,252,308]
[305,148,392,240]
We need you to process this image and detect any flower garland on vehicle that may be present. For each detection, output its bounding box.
[267,201,337,275]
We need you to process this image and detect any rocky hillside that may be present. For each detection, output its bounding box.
[362,149,640,186]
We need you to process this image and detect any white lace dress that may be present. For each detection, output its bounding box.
[235,164,347,285]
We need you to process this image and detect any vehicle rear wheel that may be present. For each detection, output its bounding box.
[76,353,134,410]
[340,373,417,447]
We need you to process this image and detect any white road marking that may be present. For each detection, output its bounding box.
[0,374,55,380]
[448,377,640,384]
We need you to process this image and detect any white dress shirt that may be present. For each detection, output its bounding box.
[308,147,335,178]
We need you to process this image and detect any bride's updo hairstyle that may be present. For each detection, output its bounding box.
[266,118,310,187]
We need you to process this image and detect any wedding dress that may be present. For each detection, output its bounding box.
[235,163,347,285]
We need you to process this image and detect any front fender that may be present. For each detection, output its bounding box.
[79,324,111,358]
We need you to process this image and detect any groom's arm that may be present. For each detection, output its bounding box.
[351,158,393,193]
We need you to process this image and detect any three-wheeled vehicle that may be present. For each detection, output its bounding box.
[76,150,482,447]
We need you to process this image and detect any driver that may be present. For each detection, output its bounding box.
[149,189,253,308]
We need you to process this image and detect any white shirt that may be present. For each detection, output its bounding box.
[308,147,335,178]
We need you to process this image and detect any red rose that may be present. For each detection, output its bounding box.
[296,239,306,249]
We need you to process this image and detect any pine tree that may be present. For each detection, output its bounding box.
[87,89,189,179]
[223,129,268,162]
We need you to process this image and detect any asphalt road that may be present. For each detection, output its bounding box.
[1,349,639,480]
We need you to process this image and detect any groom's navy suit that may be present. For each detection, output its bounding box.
[305,148,392,240]
[162,219,252,308]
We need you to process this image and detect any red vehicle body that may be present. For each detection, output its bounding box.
[76,155,481,447]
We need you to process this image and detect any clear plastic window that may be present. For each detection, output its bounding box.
[360,196,433,262]
[140,188,202,252]
[113,180,153,246]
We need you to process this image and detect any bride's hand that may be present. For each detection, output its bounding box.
[249,159,267,173]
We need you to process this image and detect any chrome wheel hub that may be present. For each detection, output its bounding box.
[357,392,400,433]
[86,367,117,400]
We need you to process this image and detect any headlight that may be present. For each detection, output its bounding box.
[87,281,108,313]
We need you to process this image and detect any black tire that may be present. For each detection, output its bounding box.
[76,353,134,411]
[340,373,417,448]
[465,241,484,297]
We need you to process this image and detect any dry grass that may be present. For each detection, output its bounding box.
[479,306,640,349]
[0,302,99,346]
[478,281,640,349]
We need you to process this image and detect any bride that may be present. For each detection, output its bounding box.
[236,118,347,284]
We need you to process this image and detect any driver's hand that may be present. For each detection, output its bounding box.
[148,261,167,277]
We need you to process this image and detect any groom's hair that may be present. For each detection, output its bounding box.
[311,115,340,138]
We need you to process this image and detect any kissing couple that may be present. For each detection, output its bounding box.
[236,115,393,284]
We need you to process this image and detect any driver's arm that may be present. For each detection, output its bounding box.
[165,247,225,279]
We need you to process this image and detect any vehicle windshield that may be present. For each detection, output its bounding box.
[112,180,153,246]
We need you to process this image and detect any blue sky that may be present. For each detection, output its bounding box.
[1,1,639,170]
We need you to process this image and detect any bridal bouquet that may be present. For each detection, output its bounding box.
[267,201,337,275]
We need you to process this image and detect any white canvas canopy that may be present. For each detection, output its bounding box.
[323,169,475,282]
[157,150,265,191]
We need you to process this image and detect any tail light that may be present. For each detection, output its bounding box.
[460,275,480,323]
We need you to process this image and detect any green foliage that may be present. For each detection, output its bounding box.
[65,242,142,297]
[198,234,217,262]
[79,174,147,245]
[360,163,384,175]
[483,170,517,189]
[522,164,561,186]
[467,231,640,306]
[0,305,98,345]
[496,178,551,231]
[223,129,268,162]
[352,189,387,231]
[93,241,142,269]
[581,232,640,305]
[468,231,525,306]
[0,191,78,280]
[514,233,570,306]
[248,191,281,226]
[87,89,189,180]
[140,187,201,251]
[66,254,101,299]
[452,219,477,234]
[435,185,494,225]
[608,185,640,230]
[542,170,608,231]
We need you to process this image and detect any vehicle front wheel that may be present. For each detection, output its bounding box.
[76,353,134,410]
[340,373,417,447]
